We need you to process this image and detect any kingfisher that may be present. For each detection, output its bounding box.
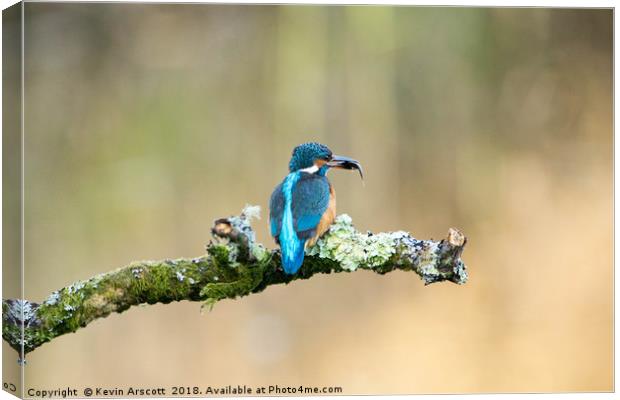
[269,142,363,274]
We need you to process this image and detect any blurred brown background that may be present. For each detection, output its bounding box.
[3,4,612,394]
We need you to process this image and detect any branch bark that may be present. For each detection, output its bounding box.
[2,206,468,358]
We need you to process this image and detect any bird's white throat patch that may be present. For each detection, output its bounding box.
[299,165,319,174]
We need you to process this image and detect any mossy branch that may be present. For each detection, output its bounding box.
[2,205,468,358]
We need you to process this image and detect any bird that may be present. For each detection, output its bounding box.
[269,142,363,275]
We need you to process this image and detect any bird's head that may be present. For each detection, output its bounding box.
[288,142,364,179]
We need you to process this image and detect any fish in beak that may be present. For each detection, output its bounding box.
[327,155,364,180]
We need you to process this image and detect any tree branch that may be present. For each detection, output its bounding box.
[2,205,468,358]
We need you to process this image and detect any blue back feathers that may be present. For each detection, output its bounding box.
[269,172,331,274]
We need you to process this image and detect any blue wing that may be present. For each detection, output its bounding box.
[291,174,331,240]
[269,173,331,241]
[269,173,330,274]
[269,182,284,239]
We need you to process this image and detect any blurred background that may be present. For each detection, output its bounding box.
[2,4,612,394]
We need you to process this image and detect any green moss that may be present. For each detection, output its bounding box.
[199,250,266,308]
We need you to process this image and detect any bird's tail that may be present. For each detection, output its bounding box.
[281,239,306,275]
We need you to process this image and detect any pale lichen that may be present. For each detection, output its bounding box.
[250,243,270,263]
[66,281,85,295]
[4,299,40,327]
[306,214,468,285]
[229,204,261,244]
[44,291,61,306]
[242,204,261,221]
[307,214,406,271]
[451,261,468,285]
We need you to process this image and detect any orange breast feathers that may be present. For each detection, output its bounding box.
[306,184,336,248]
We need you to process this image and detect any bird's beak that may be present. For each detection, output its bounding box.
[327,155,364,180]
